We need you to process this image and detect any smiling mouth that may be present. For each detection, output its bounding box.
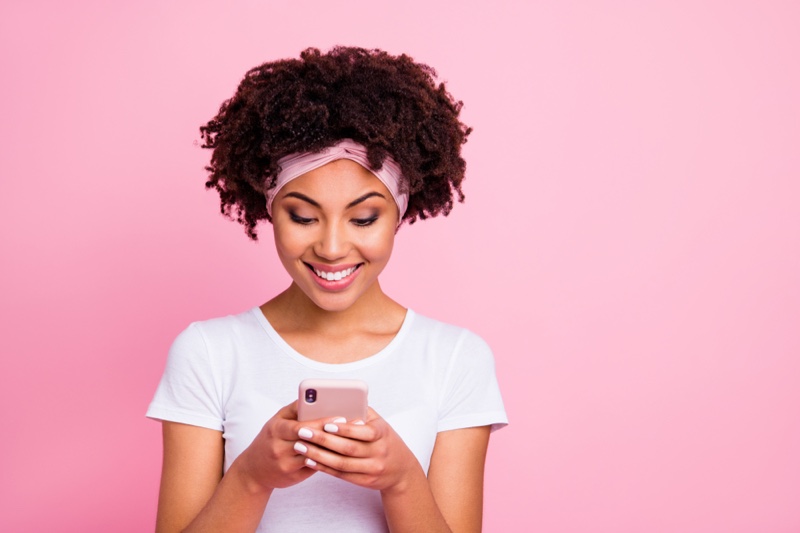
[305,263,363,282]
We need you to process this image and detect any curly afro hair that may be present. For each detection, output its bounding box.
[199,46,472,240]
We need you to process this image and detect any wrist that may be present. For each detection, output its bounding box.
[229,453,275,498]
[380,466,453,533]
[380,463,427,499]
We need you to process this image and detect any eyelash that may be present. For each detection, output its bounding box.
[352,216,378,227]
[289,213,314,225]
[289,213,379,227]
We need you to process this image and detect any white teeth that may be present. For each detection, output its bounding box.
[313,266,357,281]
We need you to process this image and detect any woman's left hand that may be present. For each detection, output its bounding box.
[293,407,422,495]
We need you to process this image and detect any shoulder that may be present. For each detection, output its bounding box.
[173,307,264,346]
[184,307,263,335]
[409,312,508,432]
[405,311,493,360]
[166,307,268,370]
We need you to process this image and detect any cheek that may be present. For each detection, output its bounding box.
[273,225,305,261]
[360,228,395,263]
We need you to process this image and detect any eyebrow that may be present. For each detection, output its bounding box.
[283,192,320,207]
[346,192,386,209]
[282,191,386,209]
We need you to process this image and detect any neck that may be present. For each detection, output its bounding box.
[264,280,402,335]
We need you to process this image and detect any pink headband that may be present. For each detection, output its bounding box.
[266,139,408,221]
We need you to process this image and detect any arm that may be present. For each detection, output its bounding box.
[155,402,316,533]
[155,422,225,532]
[427,426,491,532]
[293,410,492,532]
[380,426,491,532]
[156,421,274,533]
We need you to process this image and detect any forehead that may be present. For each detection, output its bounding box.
[280,159,391,200]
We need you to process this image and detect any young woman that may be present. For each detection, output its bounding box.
[147,46,507,533]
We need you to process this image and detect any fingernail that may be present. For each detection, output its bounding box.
[305,458,317,467]
[298,427,313,439]
[332,417,347,423]
[324,423,339,433]
[353,420,365,425]
[293,442,308,454]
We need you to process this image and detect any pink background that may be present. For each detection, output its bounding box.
[1,1,799,531]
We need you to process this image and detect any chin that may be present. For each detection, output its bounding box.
[308,293,360,313]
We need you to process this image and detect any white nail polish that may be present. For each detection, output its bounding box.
[294,442,308,454]
[324,423,339,433]
[305,458,317,467]
[298,427,313,439]
[353,420,365,425]
[332,417,347,423]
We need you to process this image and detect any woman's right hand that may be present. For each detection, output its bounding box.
[157,401,319,532]
[234,400,317,491]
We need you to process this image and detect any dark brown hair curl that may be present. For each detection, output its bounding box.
[199,46,472,240]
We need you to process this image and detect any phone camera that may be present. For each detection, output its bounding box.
[305,388,317,403]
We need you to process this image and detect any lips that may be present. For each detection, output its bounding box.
[311,265,359,281]
[304,262,364,289]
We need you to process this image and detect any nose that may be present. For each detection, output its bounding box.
[313,221,349,260]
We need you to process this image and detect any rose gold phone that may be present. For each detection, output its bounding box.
[297,378,369,422]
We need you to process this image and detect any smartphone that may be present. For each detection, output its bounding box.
[297,378,368,422]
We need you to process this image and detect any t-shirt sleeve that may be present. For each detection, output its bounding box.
[438,330,508,433]
[146,323,225,431]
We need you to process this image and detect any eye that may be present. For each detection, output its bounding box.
[289,212,315,225]
[352,216,378,227]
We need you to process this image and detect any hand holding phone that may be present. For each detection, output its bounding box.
[297,378,368,422]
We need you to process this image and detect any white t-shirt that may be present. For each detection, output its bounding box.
[147,307,507,532]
